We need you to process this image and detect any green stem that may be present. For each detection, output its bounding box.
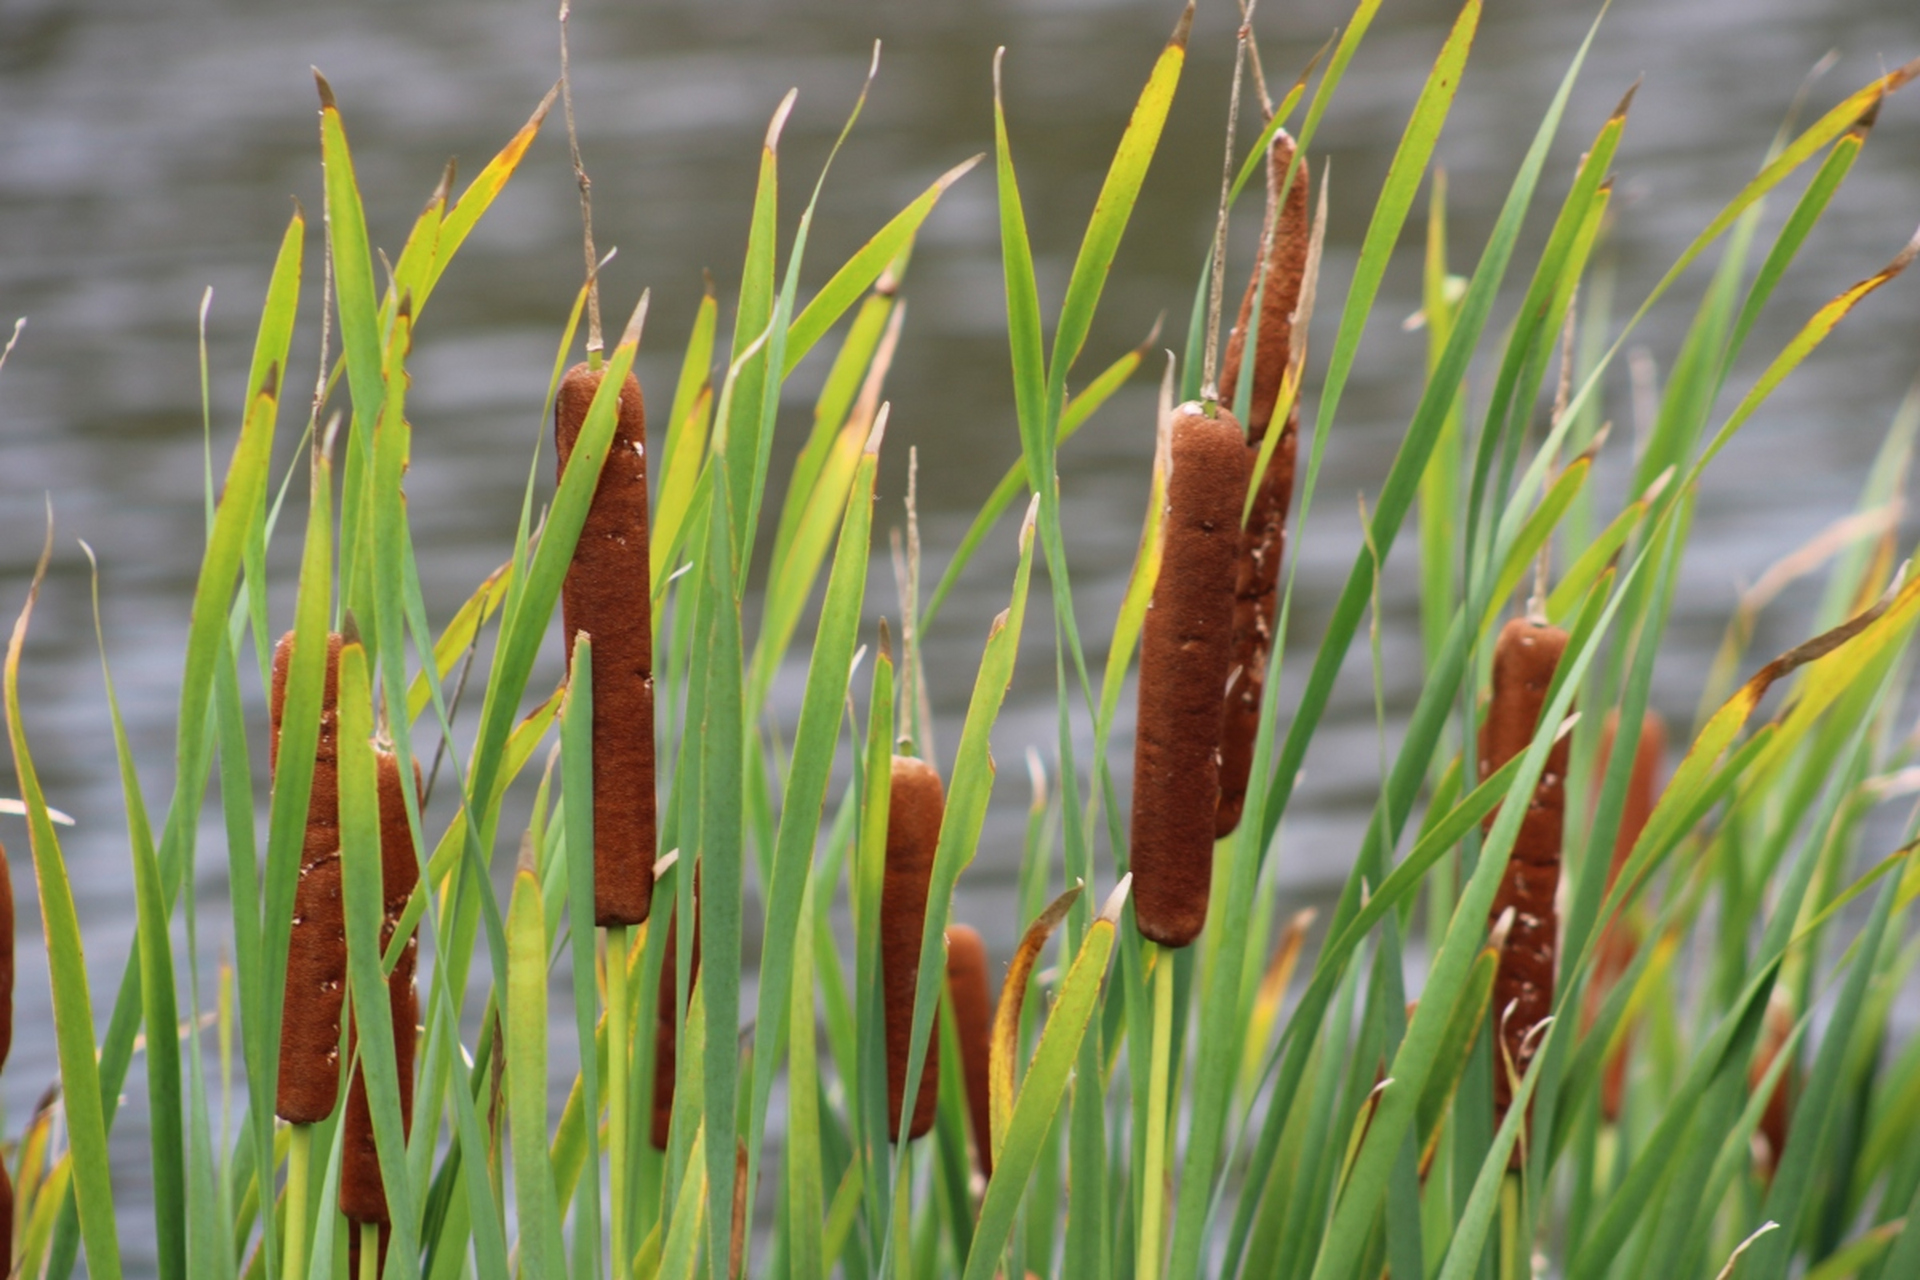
[608,924,632,1280]
[1498,1171,1523,1280]
[283,1124,312,1280]
[1138,944,1174,1280]
[358,1221,378,1280]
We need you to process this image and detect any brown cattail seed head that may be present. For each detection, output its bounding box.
[1217,135,1310,840]
[272,630,349,1125]
[1481,617,1570,1156]
[883,755,944,1140]
[1131,404,1251,948]
[1587,709,1665,1122]
[651,875,701,1151]
[339,750,423,1224]
[945,924,997,1178]
[556,362,657,927]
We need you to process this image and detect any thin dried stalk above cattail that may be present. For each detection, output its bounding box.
[883,755,943,1140]
[556,362,657,927]
[1480,615,1570,1162]
[1131,403,1250,948]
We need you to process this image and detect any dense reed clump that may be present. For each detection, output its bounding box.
[945,923,997,1177]
[883,754,943,1139]
[1480,615,1570,1155]
[556,362,657,928]
[9,13,1920,1280]
[1131,402,1250,947]
[270,630,349,1125]
[1215,129,1310,840]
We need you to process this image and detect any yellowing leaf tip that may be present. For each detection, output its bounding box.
[766,88,799,151]
[618,288,650,351]
[1098,874,1132,926]
[1170,0,1194,51]
[865,401,890,455]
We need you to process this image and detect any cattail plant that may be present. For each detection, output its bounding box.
[883,755,943,1140]
[1585,708,1665,1122]
[555,362,657,927]
[1480,616,1570,1157]
[945,923,997,1178]
[270,630,348,1125]
[1751,989,1795,1182]
[338,749,422,1229]
[1215,130,1310,840]
[1131,403,1251,948]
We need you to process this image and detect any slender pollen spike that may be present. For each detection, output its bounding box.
[650,871,700,1151]
[1216,130,1310,839]
[1480,617,1570,1161]
[883,755,944,1140]
[1586,709,1665,1121]
[1131,403,1251,947]
[339,750,423,1224]
[271,630,349,1125]
[556,362,657,926]
[945,924,997,1177]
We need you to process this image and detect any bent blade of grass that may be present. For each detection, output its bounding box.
[5,530,123,1280]
[719,91,790,558]
[405,559,510,725]
[992,50,1048,494]
[963,891,1124,1280]
[424,85,556,310]
[1046,1,1189,413]
[784,156,976,378]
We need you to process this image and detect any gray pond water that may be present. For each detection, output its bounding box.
[2,0,1919,1267]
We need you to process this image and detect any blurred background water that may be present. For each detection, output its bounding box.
[1,0,1919,1266]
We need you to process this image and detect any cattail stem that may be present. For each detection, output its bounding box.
[358,1221,379,1280]
[1498,1170,1525,1280]
[607,923,632,1280]
[283,1123,312,1280]
[1131,404,1251,948]
[1137,946,1175,1280]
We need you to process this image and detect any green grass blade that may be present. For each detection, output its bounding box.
[507,853,555,1280]
[5,534,124,1280]
[559,645,602,1280]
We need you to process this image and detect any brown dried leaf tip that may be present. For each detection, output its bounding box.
[651,870,701,1151]
[1217,131,1311,839]
[945,923,997,1178]
[1583,709,1665,1123]
[883,755,944,1140]
[339,750,424,1224]
[1479,617,1570,1161]
[1132,403,1250,948]
[271,630,349,1125]
[557,361,658,927]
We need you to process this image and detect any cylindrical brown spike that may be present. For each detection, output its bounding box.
[1586,709,1665,1122]
[1217,133,1311,841]
[340,749,423,1224]
[945,924,997,1178]
[650,875,701,1151]
[1480,617,1570,1162]
[883,756,944,1140]
[272,630,350,1125]
[1131,404,1251,948]
[556,362,657,928]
